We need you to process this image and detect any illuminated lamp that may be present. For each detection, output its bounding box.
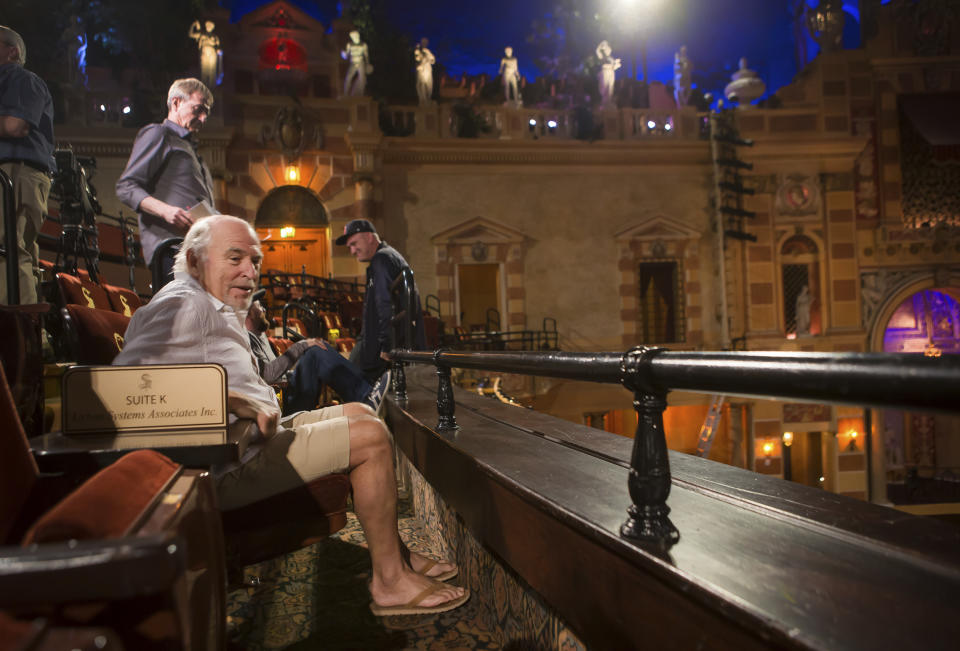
[528,118,537,126]
[647,119,657,130]
[122,105,132,115]
[285,165,300,183]
[280,226,296,239]
[847,430,859,452]
[664,122,672,131]
[762,441,774,456]
[782,431,794,447]
[547,119,558,129]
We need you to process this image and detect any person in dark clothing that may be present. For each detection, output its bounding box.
[335,219,426,382]
[244,296,387,414]
[0,26,54,304]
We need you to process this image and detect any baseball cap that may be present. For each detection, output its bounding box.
[335,219,377,245]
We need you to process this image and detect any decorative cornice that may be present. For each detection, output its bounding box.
[382,139,711,167]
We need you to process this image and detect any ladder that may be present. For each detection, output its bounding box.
[696,395,726,457]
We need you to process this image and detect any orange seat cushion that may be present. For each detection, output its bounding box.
[65,304,131,364]
[22,449,179,545]
[103,284,142,317]
[57,273,111,310]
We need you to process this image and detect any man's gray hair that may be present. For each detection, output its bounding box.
[0,26,26,65]
[166,77,213,111]
[173,215,260,274]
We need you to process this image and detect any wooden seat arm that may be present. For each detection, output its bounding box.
[0,531,186,608]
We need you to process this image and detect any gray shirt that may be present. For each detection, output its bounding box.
[115,119,214,264]
[248,331,312,385]
[114,271,278,408]
[0,62,55,172]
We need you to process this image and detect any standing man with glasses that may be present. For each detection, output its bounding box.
[116,77,215,291]
[0,26,55,304]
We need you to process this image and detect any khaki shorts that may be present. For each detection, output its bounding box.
[216,404,351,511]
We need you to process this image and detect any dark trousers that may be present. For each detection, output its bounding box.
[284,344,372,414]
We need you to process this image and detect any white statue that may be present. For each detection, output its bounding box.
[189,20,222,89]
[61,15,88,88]
[596,40,621,108]
[341,30,371,97]
[414,38,435,105]
[795,285,812,336]
[673,45,692,107]
[499,46,521,105]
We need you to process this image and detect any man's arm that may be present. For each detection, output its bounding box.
[359,256,396,371]
[258,338,329,384]
[115,125,194,230]
[227,391,279,438]
[0,71,48,138]
[0,115,28,138]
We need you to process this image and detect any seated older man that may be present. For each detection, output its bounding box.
[113,215,468,615]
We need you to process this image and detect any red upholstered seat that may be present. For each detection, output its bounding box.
[0,365,38,544]
[56,273,111,310]
[0,362,226,649]
[23,450,179,545]
[103,284,142,317]
[63,304,130,364]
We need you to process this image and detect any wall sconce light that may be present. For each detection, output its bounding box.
[280,226,296,239]
[285,165,301,183]
[782,431,794,447]
[762,441,774,456]
[847,430,859,452]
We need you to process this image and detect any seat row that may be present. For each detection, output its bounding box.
[0,305,353,650]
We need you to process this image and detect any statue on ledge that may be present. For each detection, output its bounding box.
[341,30,371,97]
[188,20,222,88]
[673,45,692,107]
[596,40,621,109]
[414,38,435,105]
[499,46,521,105]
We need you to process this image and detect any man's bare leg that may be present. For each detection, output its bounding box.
[341,403,457,579]
[347,414,466,607]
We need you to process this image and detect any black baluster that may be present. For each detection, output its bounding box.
[619,346,679,545]
[434,349,458,430]
[392,360,407,405]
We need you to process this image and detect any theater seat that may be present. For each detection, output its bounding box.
[56,273,112,311]
[0,364,226,650]
[103,283,143,316]
[62,304,130,364]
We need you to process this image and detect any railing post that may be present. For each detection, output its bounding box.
[392,360,407,405]
[619,346,679,546]
[434,348,459,431]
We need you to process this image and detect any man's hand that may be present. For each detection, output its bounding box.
[228,390,280,438]
[305,338,330,350]
[139,196,195,231]
[380,351,392,361]
[0,115,30,138]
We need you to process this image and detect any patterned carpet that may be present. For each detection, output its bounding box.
[226,494,503,650]
[227,457,586,651]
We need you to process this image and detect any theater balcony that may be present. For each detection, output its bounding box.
[381,349,960,650]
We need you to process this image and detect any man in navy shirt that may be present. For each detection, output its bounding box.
[116,77,215,291]
[0,26,55,304]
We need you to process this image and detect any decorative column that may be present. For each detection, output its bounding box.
[619,346,679,545]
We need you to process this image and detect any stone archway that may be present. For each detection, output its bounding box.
[255,185,331,276]
[863,268,960,504]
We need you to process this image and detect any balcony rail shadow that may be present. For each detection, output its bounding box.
[389,347,960,546]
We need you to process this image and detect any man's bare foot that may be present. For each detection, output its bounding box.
[408,550,457,579]
[369,568,466,609]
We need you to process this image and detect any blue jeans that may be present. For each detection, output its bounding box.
[284,345,372,414]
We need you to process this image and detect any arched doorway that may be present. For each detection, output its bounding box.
[255,185,331,277]
[873,286,960,509]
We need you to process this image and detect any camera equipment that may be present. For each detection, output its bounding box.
[50,147,101,281]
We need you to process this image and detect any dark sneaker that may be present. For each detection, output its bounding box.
[363,368,391,414]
